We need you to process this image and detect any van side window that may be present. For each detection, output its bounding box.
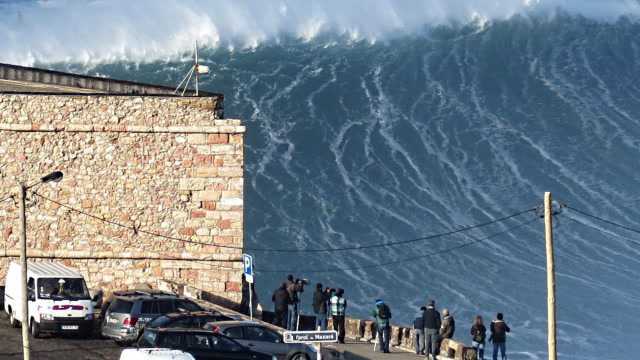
[27,278,35,300]
[141,301,156,314]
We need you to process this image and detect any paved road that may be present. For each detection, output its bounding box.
[0,314,121,360]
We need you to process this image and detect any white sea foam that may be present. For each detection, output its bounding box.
[2,0,640,65]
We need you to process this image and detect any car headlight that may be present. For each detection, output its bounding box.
[272,356,278,360]
[41,313,54,320]
[85,313,94,320]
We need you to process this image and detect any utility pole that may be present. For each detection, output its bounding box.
[18,183,30,360]
[16,171,63,360]
[544,192,557,360]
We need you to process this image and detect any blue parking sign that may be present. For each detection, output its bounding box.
[243,253,254,283]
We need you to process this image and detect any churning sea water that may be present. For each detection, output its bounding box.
[4,2,640,358]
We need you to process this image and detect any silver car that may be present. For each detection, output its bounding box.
[208,321,315,360]
[101,290,202,344]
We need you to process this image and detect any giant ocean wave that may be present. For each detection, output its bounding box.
[3,2,640,359]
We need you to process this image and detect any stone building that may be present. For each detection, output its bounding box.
[0,63,245,303]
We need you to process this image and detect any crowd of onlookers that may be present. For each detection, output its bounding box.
[269,275,348,342]
[410,300,511,360]
[265,275,512,360]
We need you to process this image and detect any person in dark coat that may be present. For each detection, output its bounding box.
[489,313,511,360]
[422,299,441,359]
[313,283,329,330]
[439,308,455,341]
[239,274,258,317]
[285,275,297,330]
[470,315,487,360]
[414,307,426,355]
[271,283,289,328]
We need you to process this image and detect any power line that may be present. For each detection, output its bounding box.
[564,216,640,247]
[564,205,640,236]
[257,216,539,274]
[261,207,536,253]
[33,191,536,253]
[32,191,245,251]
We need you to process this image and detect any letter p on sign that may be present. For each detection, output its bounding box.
[243,253,254,283]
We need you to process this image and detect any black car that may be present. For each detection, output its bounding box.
[138,328,276,360]
[145,311,235,330]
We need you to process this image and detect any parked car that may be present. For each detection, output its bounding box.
[208,321,314,360]
[120,348,196,360]
[3,261,99,338]
[137,327,277,360]
[101,289,203,344]
[144,310,236,331]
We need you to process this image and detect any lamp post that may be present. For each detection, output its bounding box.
[19,171,63,360]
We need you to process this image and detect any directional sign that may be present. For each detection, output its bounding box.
[283,330,338,344]
[242,253,254,284]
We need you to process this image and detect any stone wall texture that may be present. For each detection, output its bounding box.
[0,94,245,303]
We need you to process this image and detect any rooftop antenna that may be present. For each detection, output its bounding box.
[174,40,210,96]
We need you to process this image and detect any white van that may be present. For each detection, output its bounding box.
[120,349,195,360]
[3,261,97,337]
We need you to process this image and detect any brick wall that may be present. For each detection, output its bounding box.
[0,94,244,302]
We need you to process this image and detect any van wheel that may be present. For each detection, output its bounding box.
[30,319,41,338]
[8,310,18,328]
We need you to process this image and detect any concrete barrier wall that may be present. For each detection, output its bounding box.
[325,316,478,359]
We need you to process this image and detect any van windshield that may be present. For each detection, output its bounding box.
[38,278,91,300]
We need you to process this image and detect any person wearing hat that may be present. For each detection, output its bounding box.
[371,299,392,353]
[437,309,455,353]
[422,299,441,359]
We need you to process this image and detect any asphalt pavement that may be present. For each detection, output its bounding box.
[0,313,122,360]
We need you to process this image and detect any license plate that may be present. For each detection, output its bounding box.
[61,325,79,330]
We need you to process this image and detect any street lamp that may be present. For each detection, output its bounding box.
[19,170,63,360]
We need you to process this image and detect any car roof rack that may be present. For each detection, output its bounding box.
[113,289,176,298]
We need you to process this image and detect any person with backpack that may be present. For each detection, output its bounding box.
[330,288,347,344]
[489,313,511,360]
[414,307,426,355]
[313,283,329,330]
[371,299,392,353]
[422,299,441,360]
[470,315,487,360]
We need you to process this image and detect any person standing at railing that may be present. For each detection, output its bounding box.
[330,288,347,344]
[470,315,487,360]
[422,299,441,360]
[313,283,329,330]
[285,275,297,330]
[437,308,455,351]
[489,313,511,360]
[414,307,427,355]
[371,299,392,353]
[272,283,289,328]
